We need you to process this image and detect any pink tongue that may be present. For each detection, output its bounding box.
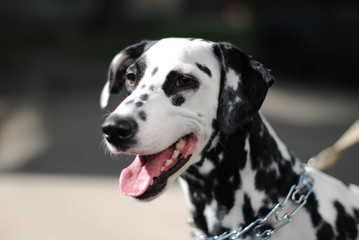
[119,148,173,197]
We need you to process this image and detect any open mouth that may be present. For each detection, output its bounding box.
[119,133,198,200]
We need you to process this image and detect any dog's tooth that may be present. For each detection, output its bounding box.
[171,150,180,159]
[150,180,154,185]
[165,159,173,167]
[161,167,165,171]
[176,138,186,150]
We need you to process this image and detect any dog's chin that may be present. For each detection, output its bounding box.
[119,133,198,201]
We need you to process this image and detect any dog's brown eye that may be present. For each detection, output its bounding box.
[176,75,197,88]
[127,73,136,85]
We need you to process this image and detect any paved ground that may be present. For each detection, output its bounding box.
[0,174,191,240]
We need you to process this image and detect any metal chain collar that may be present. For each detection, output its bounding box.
[193,165,314,240]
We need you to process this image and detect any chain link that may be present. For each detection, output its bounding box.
[196,166,314,240]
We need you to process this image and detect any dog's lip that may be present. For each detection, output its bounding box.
[119,133,198,199]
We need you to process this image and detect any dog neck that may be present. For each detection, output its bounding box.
[180,113,303,238]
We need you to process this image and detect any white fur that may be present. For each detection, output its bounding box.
[224,69,241,91]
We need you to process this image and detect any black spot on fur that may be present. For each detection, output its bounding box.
[354,209,359,222]
[183,177,209,234]
[196,63,212,77]
[305,193,322,228]
[211,119,219,131]
[258,205,272,217]
[316,222,335,240]
[123,40,157,57]
[152,67,158,76]
[341,180,351,188]
[171,94,185,106]
[138,111,147,121]
[140,94,149,101]
[126,99,134,105]
[162,71,199,97]
[149,85,155,91]
[135,101,144,107]
[334,201,358,240]
[162,71,179,96]
[141,84,146,89]
[242,194,255,223]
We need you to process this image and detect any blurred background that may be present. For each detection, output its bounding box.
[0,0,358,239]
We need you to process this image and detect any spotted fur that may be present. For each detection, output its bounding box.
[101,38,359,240]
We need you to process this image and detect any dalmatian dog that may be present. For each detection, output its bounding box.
[100,38,359,239]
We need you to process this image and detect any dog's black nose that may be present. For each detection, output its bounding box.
[102,115,138,144]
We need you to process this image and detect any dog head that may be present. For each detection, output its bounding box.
[100,38,273,200]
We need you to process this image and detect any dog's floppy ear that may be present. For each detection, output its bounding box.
[213,42,274,135]
[100,40,157,108]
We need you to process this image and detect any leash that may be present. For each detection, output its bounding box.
[194,118,359,240]
[308,119,359,170]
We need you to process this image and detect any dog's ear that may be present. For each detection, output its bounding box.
[100,40,157,108]
[212,42,274,135]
